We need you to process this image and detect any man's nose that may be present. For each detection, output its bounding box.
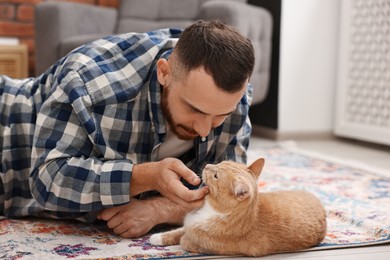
[194,117,212,138]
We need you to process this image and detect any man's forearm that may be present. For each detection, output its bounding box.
[30,157,133,212]
[130,161,159,197]
[97,195,192,238]
[148,196,189,225]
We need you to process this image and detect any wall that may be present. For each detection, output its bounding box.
[249,0,340,139]
[277,0,340,137]
[0,0,119,76]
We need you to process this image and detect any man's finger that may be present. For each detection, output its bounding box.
[191,186,209,201]
[171,160,201,186]
[169,179,208,203]
[98,206,120,221]
[168,180,194,202]
[106,214,124,229]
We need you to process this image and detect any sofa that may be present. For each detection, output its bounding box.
[35,0,272,105]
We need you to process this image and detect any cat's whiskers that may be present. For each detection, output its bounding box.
[197,181,206,189]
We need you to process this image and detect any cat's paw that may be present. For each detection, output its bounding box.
[149,233,164,246]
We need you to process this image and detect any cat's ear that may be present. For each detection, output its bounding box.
[248,158,265,178]
[234,182,250,201]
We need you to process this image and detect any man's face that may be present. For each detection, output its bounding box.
[159,65,247,140]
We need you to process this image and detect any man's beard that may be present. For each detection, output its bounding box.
[160,87,198,140]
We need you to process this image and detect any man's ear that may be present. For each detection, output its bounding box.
[156,58,170,87]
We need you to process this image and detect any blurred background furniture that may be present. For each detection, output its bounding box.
[0,44,28,79]
[35,0,272,105]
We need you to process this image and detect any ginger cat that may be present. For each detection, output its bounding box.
[149,158,327,257]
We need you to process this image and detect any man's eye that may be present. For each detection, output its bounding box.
[187,105,203,115]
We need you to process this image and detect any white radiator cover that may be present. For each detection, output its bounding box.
[334,0,390,146]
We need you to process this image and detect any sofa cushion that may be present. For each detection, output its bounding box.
[119,0,207,20]
[59,34,110,58]
[116,0,245,33]
[116,19,194,34]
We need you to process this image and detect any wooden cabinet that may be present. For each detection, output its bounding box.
[0,45,28,79]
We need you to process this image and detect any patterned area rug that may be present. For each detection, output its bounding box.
[1,145,390,259]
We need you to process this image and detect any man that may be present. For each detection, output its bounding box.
[0,20,254,238]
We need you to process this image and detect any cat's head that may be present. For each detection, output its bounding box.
[202,158,265,212]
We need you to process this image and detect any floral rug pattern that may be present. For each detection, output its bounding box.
[1,145,390,259]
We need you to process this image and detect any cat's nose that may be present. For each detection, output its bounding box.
[204,164,214,172]
[202,165,212,179]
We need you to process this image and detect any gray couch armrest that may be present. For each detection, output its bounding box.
[200,1,273,105]
[35,2,117,75]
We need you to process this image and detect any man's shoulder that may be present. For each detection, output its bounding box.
[45,29,181,106]
[79,28,182,55]
[67,29,179,62]
[145,28,182,40]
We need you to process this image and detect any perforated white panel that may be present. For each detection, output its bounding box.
[334,0,390,145]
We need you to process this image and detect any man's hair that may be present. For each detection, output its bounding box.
[171,20,255,93]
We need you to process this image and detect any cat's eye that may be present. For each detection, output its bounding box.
[213,172,218,179]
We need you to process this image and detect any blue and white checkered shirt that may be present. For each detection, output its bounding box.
[0,28,252,221]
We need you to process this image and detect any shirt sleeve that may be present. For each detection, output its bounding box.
[30,70,132,213]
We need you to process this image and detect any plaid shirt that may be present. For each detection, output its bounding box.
[0,29,252,221]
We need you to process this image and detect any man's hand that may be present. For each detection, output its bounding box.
[98,158,209,238]
[97,196,200,238]
[131,158,209,209]
[97,199,156,238]
[153,158,208,208]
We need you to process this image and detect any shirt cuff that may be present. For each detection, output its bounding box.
[99,159,132,207]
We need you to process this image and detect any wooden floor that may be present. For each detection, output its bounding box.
[229,244,390,260]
